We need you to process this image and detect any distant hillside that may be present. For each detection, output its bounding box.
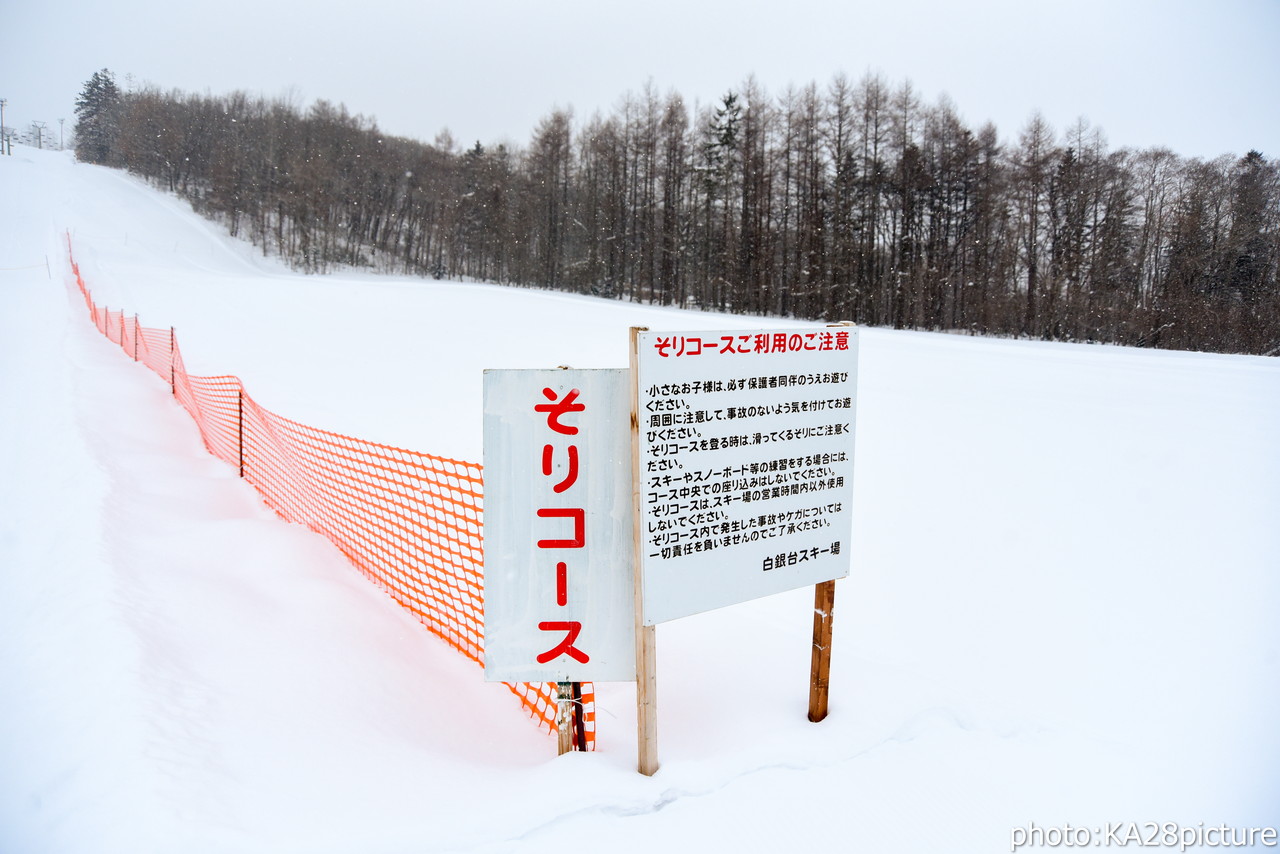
[74,70,1280,355]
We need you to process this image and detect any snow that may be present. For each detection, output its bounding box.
[2,144,1278,853]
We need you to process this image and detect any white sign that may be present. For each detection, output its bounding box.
[636,328,858,625]
[482,369,636,683]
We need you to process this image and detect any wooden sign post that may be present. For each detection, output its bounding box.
[809,321,853,724]
[630,327,660,776]
[808,578,836,722]
[555,681,587,755]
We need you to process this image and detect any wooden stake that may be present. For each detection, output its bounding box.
[808,580,836,722]
[635,625,658,774]
[554,681,588,754]
[630,326,659,776]
[556,681,576,755]
[808,320,854,723]
[571,681,586,752]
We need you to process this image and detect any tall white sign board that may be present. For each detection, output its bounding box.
[636,328,858,625]
[483,369,636,683]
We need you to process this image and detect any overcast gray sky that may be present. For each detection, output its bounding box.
[3,0,1277,160]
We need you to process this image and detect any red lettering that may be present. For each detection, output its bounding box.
[535,388,584,434]
[541,444,580,493]
[536,621,589,664]
[536,508,585,548]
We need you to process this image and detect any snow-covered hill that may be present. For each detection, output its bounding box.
[2,145,1277,853]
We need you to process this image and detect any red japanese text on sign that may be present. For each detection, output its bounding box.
[652,331,850,358]
[483,368,635,684]
[535,387,589,665]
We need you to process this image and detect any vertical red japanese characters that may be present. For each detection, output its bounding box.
[534,387,589,665]
[483,368,634,685]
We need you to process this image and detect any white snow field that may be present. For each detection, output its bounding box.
[2,145,1278,853]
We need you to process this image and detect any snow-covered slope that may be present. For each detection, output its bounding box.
[2,145,1278,853]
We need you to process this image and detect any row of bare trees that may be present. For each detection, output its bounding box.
[93,73,1279,354]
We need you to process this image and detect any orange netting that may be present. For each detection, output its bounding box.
[66,234,595,749]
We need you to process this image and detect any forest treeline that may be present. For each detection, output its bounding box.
[75,70,1279,354]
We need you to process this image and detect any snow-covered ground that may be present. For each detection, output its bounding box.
[2,145,1277,853]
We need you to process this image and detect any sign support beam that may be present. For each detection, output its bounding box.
[630,326,659,776]
[809,322,852,723]
[554,681,589,755]
[807,578,835,722]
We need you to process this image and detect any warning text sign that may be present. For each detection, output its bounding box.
[636,329,858,625]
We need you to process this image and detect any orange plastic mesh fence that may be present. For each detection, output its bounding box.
[65,236,593,749]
